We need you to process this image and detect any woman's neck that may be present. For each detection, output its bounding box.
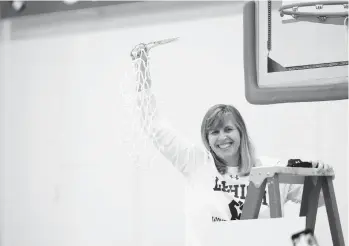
[225,154,240,167]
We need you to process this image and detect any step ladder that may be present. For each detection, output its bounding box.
[241,166,345,246]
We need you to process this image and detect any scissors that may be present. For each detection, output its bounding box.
[145,37,179,50]
[130,37,179,59]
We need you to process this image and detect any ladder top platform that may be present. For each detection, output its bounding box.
[249,167,335,187]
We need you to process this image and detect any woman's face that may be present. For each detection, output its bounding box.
[207,113,241,161]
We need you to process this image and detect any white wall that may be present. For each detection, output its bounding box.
[0,2,347,246]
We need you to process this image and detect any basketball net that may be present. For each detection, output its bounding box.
[119,39,178,166]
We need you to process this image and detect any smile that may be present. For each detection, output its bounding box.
[217,142,233,149]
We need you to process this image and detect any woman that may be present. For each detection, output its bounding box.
[130,43,332,244]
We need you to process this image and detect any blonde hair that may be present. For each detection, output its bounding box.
[201,104,256,176]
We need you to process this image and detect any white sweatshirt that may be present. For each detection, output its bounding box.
[139,90,304,245]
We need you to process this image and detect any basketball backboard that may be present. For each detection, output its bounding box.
[244,0,348,105]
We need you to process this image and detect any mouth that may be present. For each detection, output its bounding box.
[217,142,233,150]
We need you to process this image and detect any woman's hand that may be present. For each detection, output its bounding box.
[130,43,151,90]
[310,160,333,171]
[130,43,148,62]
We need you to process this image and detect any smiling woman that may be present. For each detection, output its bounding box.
[201,105,251,176]
[129,39,334,246]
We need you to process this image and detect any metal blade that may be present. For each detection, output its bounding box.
[146,37,179,50]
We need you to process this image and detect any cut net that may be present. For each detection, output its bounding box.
[118,46,160,167]
[119,39,211,171]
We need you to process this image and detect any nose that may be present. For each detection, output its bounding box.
[218,131,228,140]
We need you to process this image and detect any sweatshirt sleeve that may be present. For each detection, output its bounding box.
[138,89,210,177]
[284,179,325,207]
[284,184,303,203]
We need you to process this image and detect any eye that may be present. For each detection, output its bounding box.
[225,127,234,132]
[210,130,219,135]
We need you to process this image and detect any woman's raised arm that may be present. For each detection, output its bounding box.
[130,43,210,177]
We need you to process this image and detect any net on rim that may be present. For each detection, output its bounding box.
[278,1,348,44]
